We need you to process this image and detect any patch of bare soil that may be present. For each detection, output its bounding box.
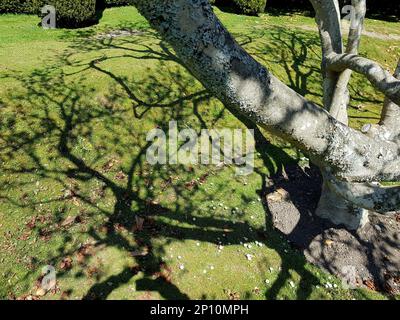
[265,163,400,295]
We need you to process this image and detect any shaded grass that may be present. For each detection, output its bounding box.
[0,6,398,300]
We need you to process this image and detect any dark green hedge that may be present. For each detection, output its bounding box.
[232,0,267,16]
[96,0,134,9]
[266,0,399,21]
[35,0,97,28]
[215,0,266,16]
[104,0,133,6]
[1,0,397,26]
[0,0,37,14]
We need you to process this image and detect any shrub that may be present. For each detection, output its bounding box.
[103,0,134,6]
[96,0,135,9]
[0,0,37,14]
[232,0,267,15]
[35,0,97,28]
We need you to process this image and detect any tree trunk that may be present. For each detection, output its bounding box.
[132,0,400,232]
[316,172,369,230]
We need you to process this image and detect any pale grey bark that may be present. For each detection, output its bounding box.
[316,180,369,230]
[309,0,366,125]
[380,60,400,140]
[346,0,366,54]
[309,0,347,121]
[311,0,397,229]
[131,0,400,229]
[327,53,400,105]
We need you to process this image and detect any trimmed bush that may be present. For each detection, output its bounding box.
[34,0,97,28]
[0,0,37,14]
[232,0,267,15]
[216,0,266,16]
[104,0,134,6]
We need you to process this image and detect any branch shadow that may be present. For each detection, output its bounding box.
[3,21,395,300]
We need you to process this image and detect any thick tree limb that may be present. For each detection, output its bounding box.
[380,59,400,139]
[327,53,400,105]
[345,0,366,54]
[325,170,400,213]
[324,0,366,124]
[309,0,347,119]
[309,0,366,125]
[131,0,400,184]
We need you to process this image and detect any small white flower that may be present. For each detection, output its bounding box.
[245,254,253,261]
[179,264,185,270]
[325,282,333,289]
[178,255,182,260]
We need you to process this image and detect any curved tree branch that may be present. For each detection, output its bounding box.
[131,0,400,185]
[380,59,400,139]
[309,0,347,119]
[346,0,366,54]
[327,53,400,105]
[325,170,400,213]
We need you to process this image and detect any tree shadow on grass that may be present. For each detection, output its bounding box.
[0,22,377,300]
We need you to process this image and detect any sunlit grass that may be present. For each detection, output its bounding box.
[0,6,398,300]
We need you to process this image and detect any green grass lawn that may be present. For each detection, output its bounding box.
[0,6,398,300]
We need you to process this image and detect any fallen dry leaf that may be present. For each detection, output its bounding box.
[224,289,240,300]
[86,266,100,278]
[60,257,73,271]
[26,217,37,230]
[102,158,120,172]
[137,291,154,300]
[35,288,46,297]
[75,244,94,264]
[115,171,127,181]
[61,216,76,227]
[363,279,377,291]
[131,247,149,257]
[19,231,31,241]
[133,216,145,232]
[38,228,52,241]
[267,188,289,202]
[253,287,261,294]
[60,290,71,300]
[153,263,173,283]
